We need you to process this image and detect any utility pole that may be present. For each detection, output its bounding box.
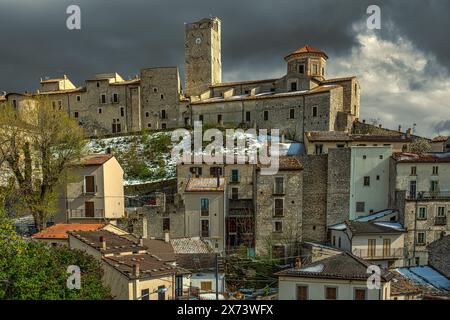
[215,253,219,300]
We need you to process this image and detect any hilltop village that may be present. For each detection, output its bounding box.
[1,17,449,300]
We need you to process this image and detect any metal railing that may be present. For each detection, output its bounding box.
[435,216,447,226]
[352,248,404,259]
[68,209,104,219]
[407,191,450,200]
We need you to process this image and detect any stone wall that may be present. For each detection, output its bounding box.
[428,236,450,277]
[326,148,351,226]
[301,154,328,242]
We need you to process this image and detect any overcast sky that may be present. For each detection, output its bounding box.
[1,0,449,137]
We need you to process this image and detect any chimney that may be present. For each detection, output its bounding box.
[406,128,412,137]
[133,262,140,278]
[164,231,170,243]
[295,257,302,269]
[99,236,106,250]
[378,124,382,128]
[139,237,144,246]
[398,125,402,132]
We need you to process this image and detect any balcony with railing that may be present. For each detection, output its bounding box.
[352,248,404,260]
[435,216,447,226]
[407,191,450,200]
[68,209,104,219]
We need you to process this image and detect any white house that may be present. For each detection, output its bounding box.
[328,220,406,269]
[276,251,393,300]
[349,146,392,219]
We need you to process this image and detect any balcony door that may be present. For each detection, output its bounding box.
[383,239,391,257]
[85,201,95,217]
[409,181,416,199]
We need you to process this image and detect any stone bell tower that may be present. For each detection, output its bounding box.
[185,17,222,97]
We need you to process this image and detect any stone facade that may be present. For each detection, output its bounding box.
[427,235,450,277]
[301,154,328,242]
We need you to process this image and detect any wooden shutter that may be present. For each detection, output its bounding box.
[85,176,95,193]
[297,286,308,300]
[85,201,95,217]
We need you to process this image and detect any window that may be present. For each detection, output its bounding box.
[96,82,100,87]
[432,166,439,175]
[290,82,297,91]
[153,87,158,93]
[147,123,151,128]
[112,93,119,103]
[336,144,345,148]
[120,107,124,117]
[231,188,239,200]
[158,286,166,300]
[356,202,365,213]
[409,181,417,198]
[431,180,439,192]
[437,207,445,217]
[98,108,102,114]
[74,111,79,118]
[299,65,305,74]
[217,114,222,123]
[161,123,167,130]
[264,110,269,121]
[274,177,284,194]
[84,176,95,193]
[175,276,183,297]
[199,114,204,122]
[189,166,202,176]
[163,218,170,231]
[321,67,325,76]
[201,198,209,216]
[289,108,295,119]
[231,169,239,182]
[246,111,251,122]
[338,237,341,248]
[411,166,417,175]
[84,201,95,218]
[76,95,81,102]
[12,100,17,109]
[210,167,222,177]
[141,289,149,300]
[145,112,150,118]
[101,94,106,104]
[325,287,337,300]
[383,238,391,257]
[274,221,283,232]
[368,239,376,257]
[332,236,336,246]
[312,64,318,75]
[417,232,426,245]
[379,155,383,159]
[315,144,323,155]
[364,176,370,186]
[418,207,427,220]
[376,175,380,181]
[200,281,212,292]
[363,155,367,159]
[201,219,209,237]
[244,90,250,94]
[161,109,166,119]
[274,199,284,217]
[160,94,164,100]
[354,83,358,95]
[272,245,285,259]
[297,286,308,300]
[312,106,318,117]
[354,289,366,300]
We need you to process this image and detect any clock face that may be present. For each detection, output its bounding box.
[195,37,202,44]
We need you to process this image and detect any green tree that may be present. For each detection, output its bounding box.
[0,211,111,300]
[0,98,86,230]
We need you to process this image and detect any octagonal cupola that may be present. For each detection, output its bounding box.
[284,45,328,81]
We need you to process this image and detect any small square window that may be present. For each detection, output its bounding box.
[411,166,417,175]
[364,176,370,186]
[74,111,79,118]
[379,155,383,159]
[98,108,102,114]
[289,108,295,119]
[356,202,365,213]
[76,95,81,102]
[274,221,283,233]
[363,155,367,159]
[264,110,269,121]
[160,94,164,100]
[145,112,150,118]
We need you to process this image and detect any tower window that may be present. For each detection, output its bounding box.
[112,93,119,103]
[218,114,222,123]
[299,65,305,74]
[246,111,251,122]
[313,64,318,74]
[264,110,269,121]
[289,108,295,119]
[199,114,204,122]
[100,94,106,104]
[74,111,79,118]
[160,94,164,100]
[312,106,318,117]
[161,109,166,119]
[145,112,149,118]
[120,107,124,117]
[76,95,81,102]
[98,108,102,114]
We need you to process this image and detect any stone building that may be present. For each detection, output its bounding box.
[1,17,359,138]
[389,152,450,266]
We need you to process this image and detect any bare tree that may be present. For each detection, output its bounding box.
[0,98,86,230]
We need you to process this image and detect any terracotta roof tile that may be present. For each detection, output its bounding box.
[432,136,449,143]
[75,154,113,166]
[32,223,105,239]
[393,152,450,163]
[257,156,303,171]
[285,44,329,60]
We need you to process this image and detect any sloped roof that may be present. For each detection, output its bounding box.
[103,253,187,280]
[185,177,225,192]
[305,131,411,143]
[176,253,217,272]
[392,152,450,163]
[395,266,450,292]
[76,154,113,166]
[31,223,105,240]
[345,221,405,235]
[141,238,176,262]
[285,45,329,60]
[431,136,449,143]
[257,156,303,171]
[170,237,213,254]
[276,251,394,281]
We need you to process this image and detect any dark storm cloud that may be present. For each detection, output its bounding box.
[2,0,447,92]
